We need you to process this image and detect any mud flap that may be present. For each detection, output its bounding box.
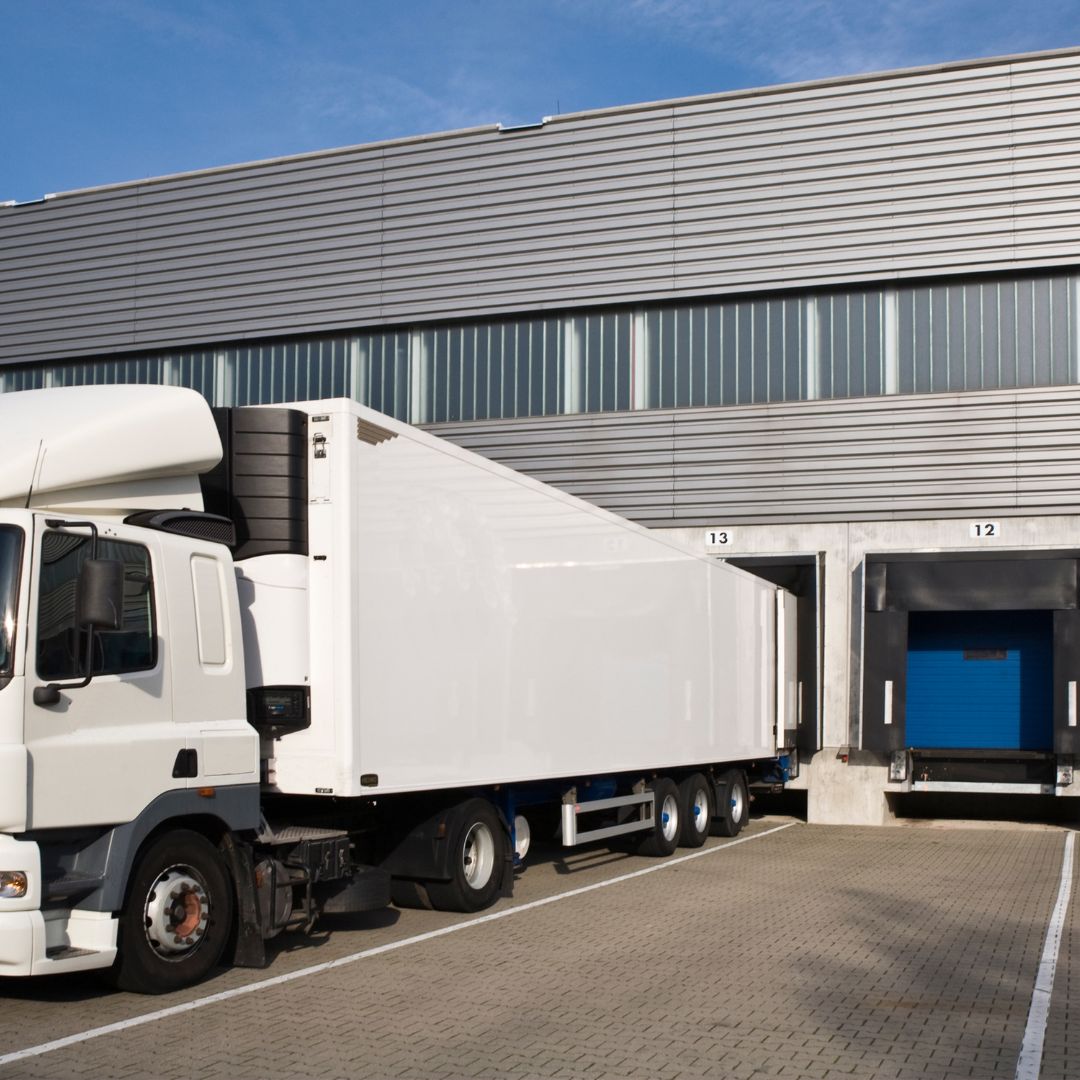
[221,833,267,969]
[498,844,514,899]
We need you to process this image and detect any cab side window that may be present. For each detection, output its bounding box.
[36,532,156,680]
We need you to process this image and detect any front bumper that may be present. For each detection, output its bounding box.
[0,910,41,976]
[0,834,117,977]
[0,908,118,977]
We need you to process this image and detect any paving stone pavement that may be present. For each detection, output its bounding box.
[0,819,1076,1080]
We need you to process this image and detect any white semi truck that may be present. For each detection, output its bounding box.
[0,385,797,993]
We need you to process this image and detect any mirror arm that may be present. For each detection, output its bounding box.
[34,620,98,706]
[33,671,93,707]
[44,518,99,558]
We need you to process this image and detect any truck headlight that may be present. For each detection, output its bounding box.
[0,871,28,898]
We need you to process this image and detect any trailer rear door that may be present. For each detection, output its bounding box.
[777,589,798,752]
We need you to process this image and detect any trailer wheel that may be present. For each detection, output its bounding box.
[677,773,712,848]
[425,799,506,913]
[637,778,681,856]
[112,830,234,994]
[712,770,749,837]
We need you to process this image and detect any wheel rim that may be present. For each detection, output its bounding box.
[513,814,531,862]
[691,786,710,835]
[142,864,211,960]
[730,782,745,823]
[660,793,680,842]
[462,822,496,890]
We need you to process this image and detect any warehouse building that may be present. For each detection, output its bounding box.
[4,47,1080,825]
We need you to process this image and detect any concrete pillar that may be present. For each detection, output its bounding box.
[806,751,893,826]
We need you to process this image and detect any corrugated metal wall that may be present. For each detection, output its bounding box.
[3,49,1080,365]
[427,383,1080,525]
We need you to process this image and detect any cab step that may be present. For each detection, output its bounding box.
[45,945,101,961]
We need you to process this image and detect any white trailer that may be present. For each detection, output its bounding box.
[0,385,796,993]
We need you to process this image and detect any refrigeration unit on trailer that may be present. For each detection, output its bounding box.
[0,385,796,992]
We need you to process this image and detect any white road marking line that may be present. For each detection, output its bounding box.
[1015,830,1076,1080]
[0,821,797,1067]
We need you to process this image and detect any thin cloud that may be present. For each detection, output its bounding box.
[92,0,239,50]
[286,61,502,144]
[568,0,1079,84]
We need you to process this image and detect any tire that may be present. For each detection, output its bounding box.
[112,829,234,994]
[677,773,712,848]
[712,770,749,837]
[637,777,681,856]
[424,799,507,913]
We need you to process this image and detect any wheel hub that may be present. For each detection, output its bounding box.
[143,867,210,956]
[691,788,709,833]
[462,822,495,889]
[731,784,745,822]
[660,794,680,842]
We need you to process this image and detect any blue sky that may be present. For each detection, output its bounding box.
[4,0,1080,202]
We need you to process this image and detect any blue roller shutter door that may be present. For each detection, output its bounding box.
[905,611,1053,751]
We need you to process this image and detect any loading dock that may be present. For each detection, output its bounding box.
[862,551,1080,793]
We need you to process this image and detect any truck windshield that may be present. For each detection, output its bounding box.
[0,527,21,680]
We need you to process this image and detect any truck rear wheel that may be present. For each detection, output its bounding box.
[425,799,506,913]
[112,829,234,994]
[637,778,681,856]
[677,773,712,848]
[712,770,749,837]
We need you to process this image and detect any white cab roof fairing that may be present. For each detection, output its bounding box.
[0,385,222,515]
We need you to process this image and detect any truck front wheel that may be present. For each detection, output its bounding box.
[113,829,234,994]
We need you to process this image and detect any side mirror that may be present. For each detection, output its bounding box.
[76,559,124,631]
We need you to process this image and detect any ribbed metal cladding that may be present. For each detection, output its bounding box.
[3,50,1080,364]
[426,383,1080,526]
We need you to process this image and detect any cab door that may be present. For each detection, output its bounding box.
[23,517,183,829]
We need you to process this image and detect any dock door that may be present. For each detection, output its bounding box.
[906,610,1053,751]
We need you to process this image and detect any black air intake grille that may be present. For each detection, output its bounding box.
[168,515,235,543]
[124,510,237,546]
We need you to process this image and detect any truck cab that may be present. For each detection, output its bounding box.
[0,386,263,987]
